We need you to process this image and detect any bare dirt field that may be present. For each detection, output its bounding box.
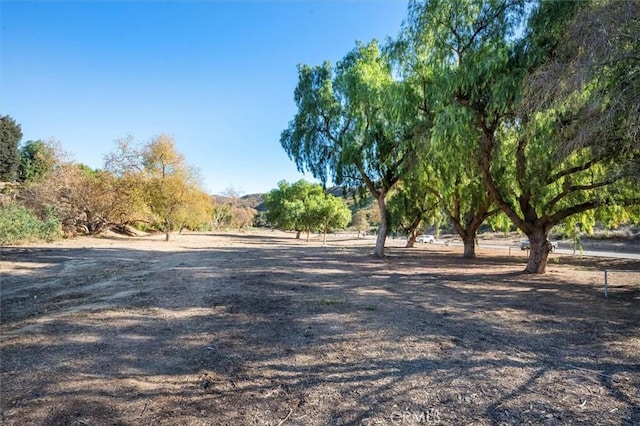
[1,230,639,425]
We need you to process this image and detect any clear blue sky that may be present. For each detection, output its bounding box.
[1,1,408,195]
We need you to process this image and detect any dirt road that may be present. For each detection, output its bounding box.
[1,231,639,425]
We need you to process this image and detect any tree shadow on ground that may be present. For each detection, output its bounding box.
[1,239,639,425]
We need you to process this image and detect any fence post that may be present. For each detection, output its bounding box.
[604,269,608,298]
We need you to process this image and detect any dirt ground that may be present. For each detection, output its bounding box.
[1,230,639,425]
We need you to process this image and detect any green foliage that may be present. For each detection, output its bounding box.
[0,203,61,244]
[266,180,322,232]
[265,179,351,237]
[350,209,371,235]
[281,40,421,255]
[307,192,352,236]
[17,140,57,182]
[399,0,639,270]
[281,41,415,191]
[0,115,23,182]
[387,177,441,237]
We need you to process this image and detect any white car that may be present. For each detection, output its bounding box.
[416,234,435,243]
[520,239,557,252]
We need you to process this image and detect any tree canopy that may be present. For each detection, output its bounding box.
[265,179,351,242]
[281,41,420,256]
[277,0,640,272]
[0,115,23,182]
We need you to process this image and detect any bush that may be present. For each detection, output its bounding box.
[0,203,61,244]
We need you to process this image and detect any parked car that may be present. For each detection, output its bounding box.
[520,239,557,252]
[416,234,436,243]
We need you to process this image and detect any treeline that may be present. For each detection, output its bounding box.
[0,130,257,243]
[280,0,640,273]
[0,112,379,245]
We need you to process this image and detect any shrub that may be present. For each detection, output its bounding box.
[0,203,61,244]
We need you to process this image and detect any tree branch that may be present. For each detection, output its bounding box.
[546,176,624,212]
[549,197,640,225]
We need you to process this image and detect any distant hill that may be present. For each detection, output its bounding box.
[210,193,266,211]
[210,186,370,213]
[241,193,266,211]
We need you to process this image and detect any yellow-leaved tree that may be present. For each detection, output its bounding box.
[105,134,211,240]
[142,135,209,240]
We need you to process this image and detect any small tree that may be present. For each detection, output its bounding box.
[17,140,58,183]
[104,135,208,239]
[351,210,370,237]
[308,193,352,245]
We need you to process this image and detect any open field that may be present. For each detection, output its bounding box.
[1,231,639,425]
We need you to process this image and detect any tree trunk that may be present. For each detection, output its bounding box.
[451,216,481,259]
[374,194,389,257]
[295,230,302,239]
[525,228,551,273]
[405,213,423,248]
[306,231,310,242]
[462,235,476,259]
[165,220,171,241]
[323,228,327,246]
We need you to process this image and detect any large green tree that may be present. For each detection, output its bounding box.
[281,41,420,257]
[408,0,639,273]
[396,0,512,258]
[0,115,22,181]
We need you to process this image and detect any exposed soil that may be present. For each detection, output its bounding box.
[1,231,639,425]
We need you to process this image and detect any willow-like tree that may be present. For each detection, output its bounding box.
[395,0,509,258]
[408,0,639,272]
[281,41,419,257]
[387,169,442,248]
[493,0,640,272]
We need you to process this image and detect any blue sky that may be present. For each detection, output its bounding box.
[1,1,408,195]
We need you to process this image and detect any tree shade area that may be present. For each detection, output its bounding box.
[1,0,638,273]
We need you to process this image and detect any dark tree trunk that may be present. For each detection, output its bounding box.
[295,230,302,239]
[452,218,480,259]
[525,228,551,273]
[405,213,423,248]
[462,234,476,259]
